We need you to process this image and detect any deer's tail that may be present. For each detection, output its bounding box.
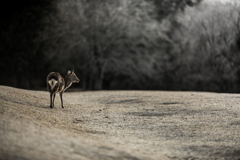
[48,79,58,90]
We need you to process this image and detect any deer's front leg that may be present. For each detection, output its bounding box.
[60,92,64,108]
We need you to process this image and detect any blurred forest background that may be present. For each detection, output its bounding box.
[1,0,240,92]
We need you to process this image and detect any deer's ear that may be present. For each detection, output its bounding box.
[72,70,74,73]
[67,70,72,75]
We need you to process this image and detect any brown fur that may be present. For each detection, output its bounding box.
[46,70,80,108]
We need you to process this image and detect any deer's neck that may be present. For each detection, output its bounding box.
[63,76,72,91]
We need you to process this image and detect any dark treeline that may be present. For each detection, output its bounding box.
[1,0,240,92]
[0,0,57,89]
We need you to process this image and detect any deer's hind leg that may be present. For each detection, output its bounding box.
[50,93,56,108]
[52,93,56,108]
[50,93,53,108]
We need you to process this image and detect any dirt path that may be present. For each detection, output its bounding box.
[0,86,240,160]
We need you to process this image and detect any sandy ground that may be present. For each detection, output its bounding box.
[0,85,240,160]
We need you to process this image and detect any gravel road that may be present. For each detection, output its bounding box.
[0,85,240,160]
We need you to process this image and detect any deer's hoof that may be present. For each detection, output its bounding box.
[62,106,64,108]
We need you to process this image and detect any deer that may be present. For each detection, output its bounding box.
[46,70,80,108]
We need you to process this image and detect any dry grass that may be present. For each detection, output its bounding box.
[0,85,240,160]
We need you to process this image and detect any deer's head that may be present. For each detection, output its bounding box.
[67,70,80,83]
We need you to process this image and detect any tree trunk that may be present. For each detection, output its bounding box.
[93,66,102,90]
[81,70,89,90]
